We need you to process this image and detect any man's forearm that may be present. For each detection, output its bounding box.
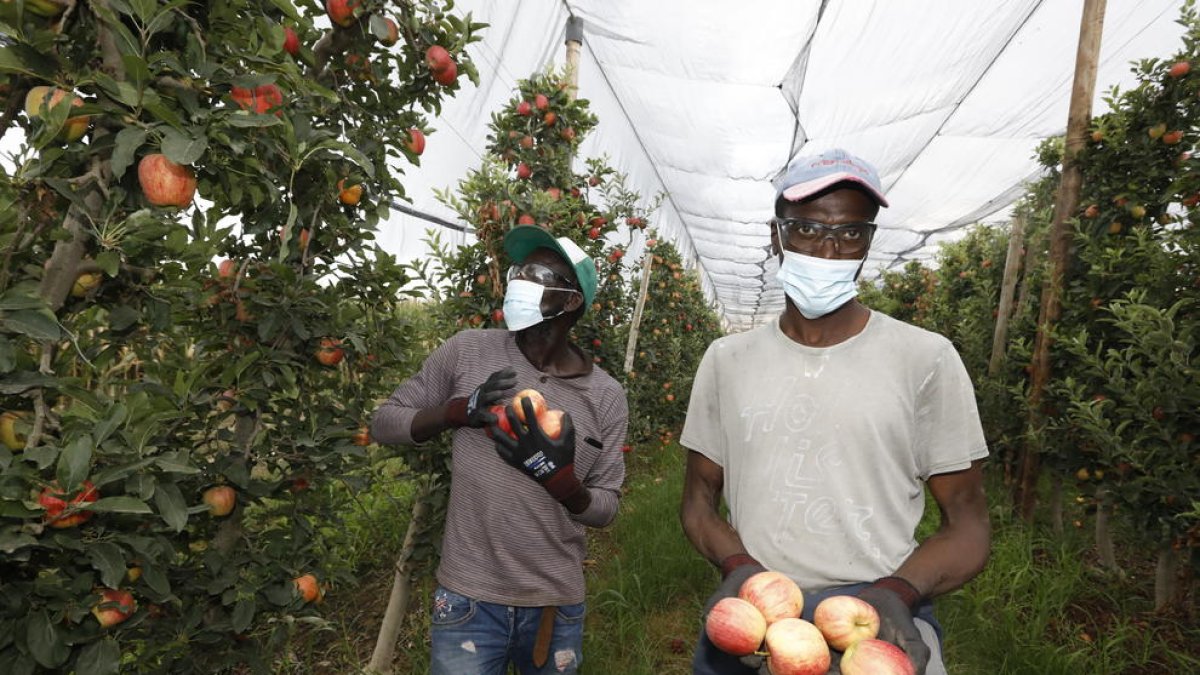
[408,404,455,443]
[893,517,990,599]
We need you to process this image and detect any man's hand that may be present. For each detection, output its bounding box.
[489,398,583,503]
[857,578,930,674]
[702,558,768,672]
[445,368,517,429]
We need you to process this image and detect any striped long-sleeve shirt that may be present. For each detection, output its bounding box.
[371,329,627,606]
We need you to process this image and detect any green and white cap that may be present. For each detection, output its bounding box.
[503,225,598,307]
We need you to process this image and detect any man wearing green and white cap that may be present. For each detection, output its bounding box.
[371,226,627,674]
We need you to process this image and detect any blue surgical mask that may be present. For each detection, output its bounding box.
[776,250,862,319]
[502,279,566,331]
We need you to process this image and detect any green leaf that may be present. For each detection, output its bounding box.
[0,290,45,311]
[231,597,256,633]
[161,127,207,165]
[110,127,147,180]
[95,251,121,277]
[153,480,187,532]
[0,309,61,341]
[74,638,121,675]
[141,562,170,595]
[266,0,301,21]
[86,542,127,589]
[311,140,375,178]
[122,53,151,93]
[155,450,199,474]
[87,496,152,514]
[278,204,297,262]
[225,114,283,128]
[0,43,58,79]
[93,404,127,446]
[56,435,93,489]
[0,530,38,554]
[26,611,69,668]
[0,371,58,396]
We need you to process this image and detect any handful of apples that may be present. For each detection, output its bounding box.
[487,389,565,441]
[705,570,914,675]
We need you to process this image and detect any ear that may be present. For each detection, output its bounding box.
[769,220,783,260]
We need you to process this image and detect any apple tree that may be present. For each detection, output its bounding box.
[0,0,480,671]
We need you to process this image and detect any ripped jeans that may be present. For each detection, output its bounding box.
[430,586,585,675]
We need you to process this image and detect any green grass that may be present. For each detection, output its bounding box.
[284,447,1199,674]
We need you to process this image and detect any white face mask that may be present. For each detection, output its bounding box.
[502,279,567,331]
[776,250,863,319]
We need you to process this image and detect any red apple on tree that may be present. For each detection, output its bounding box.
[543,111,557,126]
[491,308,504,323]
[517,100,533,116]
[425,45,454,73]
[812,595,880,650]
[739,570,805,624]
[283,26,300,56]
[839,638,915,675]
[1168,60,1191,78]
[705,597,767,656]
[381,17,399,46]
[518,214,536,225]
[763,618,830,675]
[1163,130,1184,145]
[24,86,89,141]
[202,486,236,516]
[92,588,137,628]
[325,0,358,27]
[40,480,99,528]
[138,154,197,208]
[337,179,363,206]
[294,573,323,603]
[315,338,345,366]
[516,162,532,179]
[534,93,549,110]
[588,227,601,240]
[404,128,426,156]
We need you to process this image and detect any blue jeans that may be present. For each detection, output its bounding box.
[691,582,943,674]
[430,586,586,675]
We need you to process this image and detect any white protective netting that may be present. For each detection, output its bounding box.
[376,0,1187,332]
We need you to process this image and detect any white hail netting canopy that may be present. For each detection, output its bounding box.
[378,0,1187,332]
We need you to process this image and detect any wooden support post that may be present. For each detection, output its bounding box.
[989,211,1027,376]
[1017,0,1107,522]
[565,16,583,102]
[624,251,655,373]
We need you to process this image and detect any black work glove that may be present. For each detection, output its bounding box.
[857,577,930,675]
[702,556,769,672]
[489,398,583,502]
[444,368,517,428]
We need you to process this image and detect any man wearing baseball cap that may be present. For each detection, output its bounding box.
[681,149,990,674]
[371,226,627,674]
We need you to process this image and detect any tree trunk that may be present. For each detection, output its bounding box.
[1094,489,1120,575]
[367,477,434,674]
[623,249,655,373]
[989,212,1027,376]
[1154,544,1179,611]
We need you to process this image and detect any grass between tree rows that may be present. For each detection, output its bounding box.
[282,446,1198,674]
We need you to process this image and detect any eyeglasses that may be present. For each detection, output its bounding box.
[506,263,580,294]
[771,218,876,256]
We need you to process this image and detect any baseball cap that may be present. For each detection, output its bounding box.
[773,148,889,207]
[503,226,598,307]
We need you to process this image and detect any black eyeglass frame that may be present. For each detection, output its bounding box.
[506,263,581,295]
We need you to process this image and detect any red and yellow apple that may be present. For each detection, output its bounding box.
[381,17,399,46]
[705,597,767,656]
[315,338,345,366]
[404,128,426,156]
[739,570,805,624]
[337,178,363,206]
[138,154,197,208]
[812,595,880,650]
[92,588,137,628]
[839,638,915,675]
[540,409,565,440]
[39,480,99,528]
[351,427,371,446]
[512,389,547,424]
[283,26,300,56]
[325,0,358,27]
[231,83,283,116]
[24,86,89,141]
[202,485,236,517]
[764,618,830,675]
[294,573,323,603]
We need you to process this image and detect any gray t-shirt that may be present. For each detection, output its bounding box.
[680,311,988,592]
[371,329,628,606]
